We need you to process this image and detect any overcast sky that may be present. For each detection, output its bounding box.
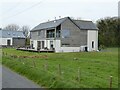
[0,0,119,29]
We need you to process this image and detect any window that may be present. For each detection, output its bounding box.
[61,29,70,38]
[47,29,55,38]
[56,25,61,30]
[62,44,70,47]
[13,33,15,36]
[92,41,94,48]
[56,30,61,38]
[50,41,54,49]
[31,41,33,48]
[7,32,10,35]
[38,31,41,36]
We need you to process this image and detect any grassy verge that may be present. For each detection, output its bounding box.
[2,48,118,88]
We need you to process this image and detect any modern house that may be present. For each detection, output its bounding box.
[0,29,25,47]
[30,17,98,52]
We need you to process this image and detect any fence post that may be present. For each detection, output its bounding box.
[58,64,61,75]
[33,60,36,67]
[2,52,4,56]
[78,68,80,82]
[109,76,113,90]
[44,63,48,71]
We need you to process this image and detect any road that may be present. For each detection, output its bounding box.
[2,66,41,88]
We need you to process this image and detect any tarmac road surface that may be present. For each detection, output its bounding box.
[2,66,41,88]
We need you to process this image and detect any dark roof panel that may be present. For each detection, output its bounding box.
[0,30,25,38]
[74,20,98,30]
[31,17,67,31]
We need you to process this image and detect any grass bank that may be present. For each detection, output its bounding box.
[2,48,118,88]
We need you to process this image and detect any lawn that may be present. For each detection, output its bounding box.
[2,48,118,88]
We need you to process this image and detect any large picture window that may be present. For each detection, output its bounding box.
[61,29,70,38]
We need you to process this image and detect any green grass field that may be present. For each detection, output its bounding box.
[2,48,118,88]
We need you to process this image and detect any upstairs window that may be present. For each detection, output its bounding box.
[38,31,41,36]
[56,30,61,38]
[47,29,55,38]
[56,25,61,30]
[61,29,70,38]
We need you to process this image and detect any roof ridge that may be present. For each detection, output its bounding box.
[73,20,92,22]
[1,30,23,33]
[31,17,69,31]
[39,17,68,24]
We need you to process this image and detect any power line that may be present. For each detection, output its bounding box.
[1,0,22,15]
[2,0,45,20]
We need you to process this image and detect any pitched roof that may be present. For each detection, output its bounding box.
[74,20,98,30]
[0,30,25,38]
[31,17,98,31]
[31,17,67,31]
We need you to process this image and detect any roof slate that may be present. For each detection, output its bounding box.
[31,17,67,31]
[74,20,98,30]
[0,30,25,38]
[31,17,98,31]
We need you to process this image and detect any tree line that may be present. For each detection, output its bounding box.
[96,17,119,48]
[3,24,30,38]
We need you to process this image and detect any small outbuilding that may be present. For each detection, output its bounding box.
[0,29,25,47]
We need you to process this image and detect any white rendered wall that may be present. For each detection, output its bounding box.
[45,40,61,50]
[87,30,98,51]
[30,39,47,50]
[30,39,38,50]
[31,39,87,52]
[54,40,81,52]
[0,38,2,45]
[0,38,12,45]
[55,47,80,52]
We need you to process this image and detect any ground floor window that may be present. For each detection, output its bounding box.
[50,41,54,49]
[61,44,70,47]
[37,41,45,50]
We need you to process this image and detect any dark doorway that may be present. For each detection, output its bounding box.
[37,41,41,50]
[7,39,11,46]
[41,41,44,49]
[92,41,94,48]
[85,47,88,52]
[50,41,53,49]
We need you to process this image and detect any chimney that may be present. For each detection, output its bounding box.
[54,17,57,23]
[59,16,61,18]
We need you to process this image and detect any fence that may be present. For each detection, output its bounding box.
[2,52,114,88]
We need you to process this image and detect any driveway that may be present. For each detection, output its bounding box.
[2,66,41,88]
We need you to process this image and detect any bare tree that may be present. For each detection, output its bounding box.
[21,25,30,38]
[21,25,30,46]
[4,24,20,31]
